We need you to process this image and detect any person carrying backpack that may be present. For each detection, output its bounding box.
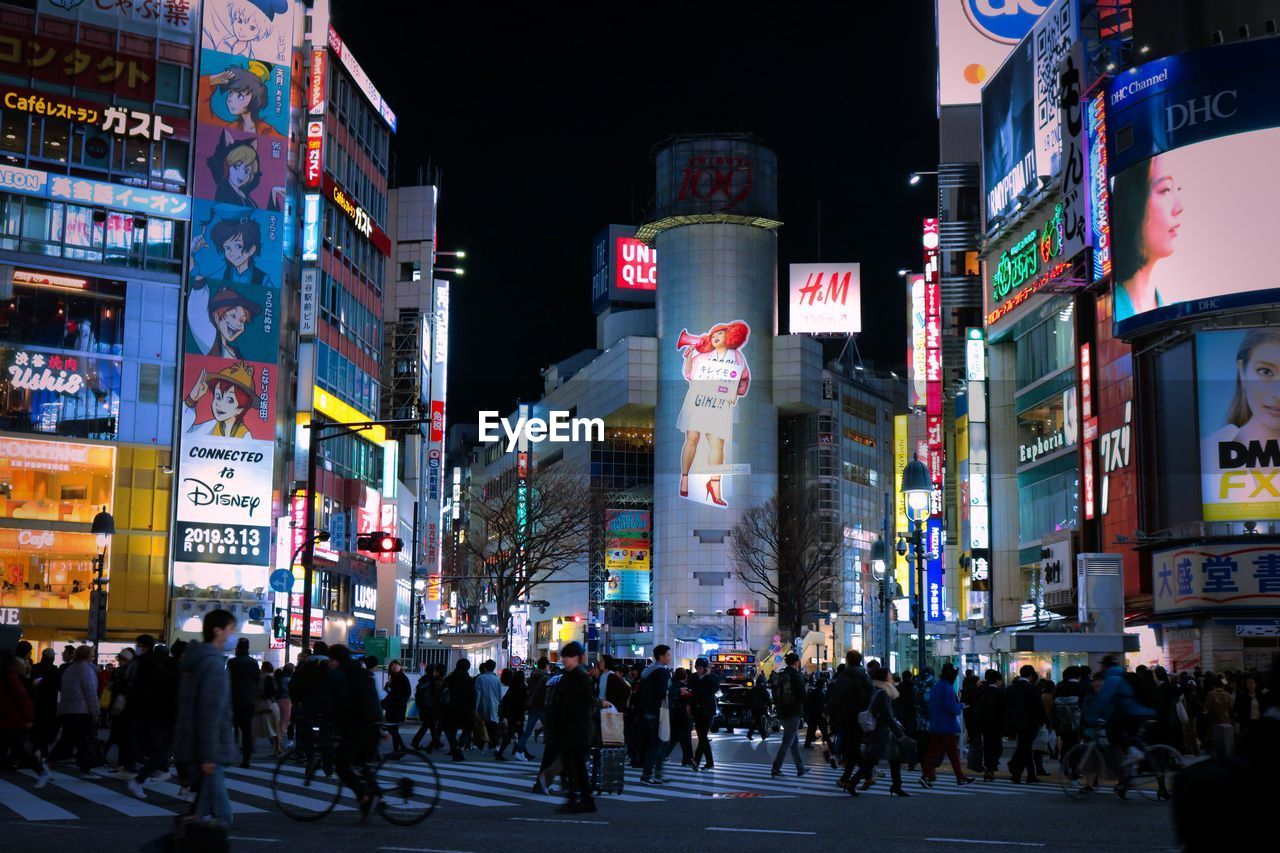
[639,645,673,785]
[517,657,551,760]
[1053,666,1089,772]
[770,652,810,778]
[326,644,383,821]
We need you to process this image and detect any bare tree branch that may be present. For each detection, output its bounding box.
[731,488,843,642]
[462,464,595,648]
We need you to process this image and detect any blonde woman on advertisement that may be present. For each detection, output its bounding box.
[675,321,751,507]
[1113,153,1184,320]
[1201,330,1280,516]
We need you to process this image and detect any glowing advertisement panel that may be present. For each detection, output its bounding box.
[173,1,295,597]
[1197,330,1280,522]
[1109,38,1280,333]
[675,320,752,508]
[788,264,861,335]
[1153,543,1280,614]
[604,509,651,603]
[937,0,1041,108]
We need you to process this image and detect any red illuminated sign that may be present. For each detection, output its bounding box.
[924,219,944,493]
[615,237,656,291]
[309,49,327,115]
[430,400,445,443]
[321,174,390,256]
[305,119,323,189]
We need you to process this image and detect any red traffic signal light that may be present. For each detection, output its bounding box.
[726,607,752,617]
[571,614,583,623]
[356,532,404,553]
[741,607,751,617]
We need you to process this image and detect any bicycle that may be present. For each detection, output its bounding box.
[1059,721,1183,802]
[272,719,440,825]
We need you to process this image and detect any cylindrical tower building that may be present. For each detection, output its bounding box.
[639,135,783,662]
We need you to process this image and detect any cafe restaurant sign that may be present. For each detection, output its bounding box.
[992,203,1065,305]
[7,351,85,395]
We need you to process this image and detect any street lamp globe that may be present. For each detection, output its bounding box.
[91,507,115,550]
[901,455,931,524]
[870,539,887,582]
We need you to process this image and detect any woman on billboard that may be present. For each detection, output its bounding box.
[1113,154,1184,321]
[676,321,751,507]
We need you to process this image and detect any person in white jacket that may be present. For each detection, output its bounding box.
[52,646,101,779]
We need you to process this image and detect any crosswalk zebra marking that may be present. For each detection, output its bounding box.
[0,777,77,821]
[26,769,176,817]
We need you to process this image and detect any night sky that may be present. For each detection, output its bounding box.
[334,4,939,426]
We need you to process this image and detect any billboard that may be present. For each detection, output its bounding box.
[1197,329,1280,522]
[937,0,1043,108]
[1109,38,1280,332]
[980,0,1078,223]
[894,414,910,595]
[788,264,861,335]
[907,274,927,408]
[591,225,657,311]
[674,319,752,508]
[604,509,651,603]
[1153,543,1280,613]
[173,0,296,600]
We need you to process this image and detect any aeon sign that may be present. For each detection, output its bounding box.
[964,0,1047,43]
[677,155,753,211]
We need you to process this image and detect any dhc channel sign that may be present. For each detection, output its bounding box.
[965,0,1049,44]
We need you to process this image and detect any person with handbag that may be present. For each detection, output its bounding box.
[849,664,910,797]
[770,652,810,779]
[253,661,282,758]
[639,644,672,785]
[380,659,410,753]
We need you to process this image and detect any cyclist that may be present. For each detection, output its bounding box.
[325,645,384,820]
[1089,656,1154,797]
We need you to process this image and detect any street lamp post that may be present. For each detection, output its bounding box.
[870,538,890,665]
[89,507,114,664]
[898,455,931,675]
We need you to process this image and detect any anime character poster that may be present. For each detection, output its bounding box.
[184,278,275,363]
[194,127,287,210]
[190,199,284,291]
[200,0,292,65]
[180,354,276,441]
[675,320,751,508]
[196,49,290,139]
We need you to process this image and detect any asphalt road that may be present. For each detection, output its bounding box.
[0,734,1181,852]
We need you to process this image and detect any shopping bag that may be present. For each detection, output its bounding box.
[658,697,671,742]
[600,709,625,745]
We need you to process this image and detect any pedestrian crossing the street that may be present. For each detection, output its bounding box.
[0,748,1074,822]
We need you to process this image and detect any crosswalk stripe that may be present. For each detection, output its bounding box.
[430,765,661,804]
[265,758,511,808]
[221,771,356,813]
[144,781,267,814]
[0,777,78,821]
[31,769,176,817]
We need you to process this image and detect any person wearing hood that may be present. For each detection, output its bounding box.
[919,663,974,787]
[639,645,673,784]
[174,609,239,824]
[850,662,909,797]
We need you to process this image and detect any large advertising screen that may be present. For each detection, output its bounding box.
[1109,38,1280,333]
[980,0,1077,224]
[1197,329,1280,522]
[937,0,1041,108]
[788,264,860,335]
[674,320,752,509]
[603,509,651,603]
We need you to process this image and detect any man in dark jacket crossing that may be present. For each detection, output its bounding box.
[547,641,595,813]
[771,652,810,778]
[174,609,238,824]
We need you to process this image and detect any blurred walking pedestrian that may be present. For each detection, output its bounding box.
[174,610,238,824]
[919,663,974,787]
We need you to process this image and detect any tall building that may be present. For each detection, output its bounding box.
[0,1,198,655]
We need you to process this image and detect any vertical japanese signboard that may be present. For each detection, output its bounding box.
[173,1,295,600]
[907,274,927,409]
[923,219,944,519]
[423,280,450,582]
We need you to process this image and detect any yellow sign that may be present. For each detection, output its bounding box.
[893,414,909,592]
[312,387,386,444]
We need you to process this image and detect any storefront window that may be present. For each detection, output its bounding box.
[39,118,70,164]
[0,438,114,524]
[0,529,98,611]
[0,193,183,274]
[1016,387,1078,467]
[0,344,122,439]
[1015,309,1076,388]
[0,110,27,155]
[0,275,125,354]
[1018,470,1079,548]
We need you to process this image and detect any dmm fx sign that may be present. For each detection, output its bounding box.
[991,203,1065,304]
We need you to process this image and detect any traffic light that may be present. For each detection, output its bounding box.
[356,532,403,553]
[272,608,287,640]
[726,607,752,617]
[571,614,583,623]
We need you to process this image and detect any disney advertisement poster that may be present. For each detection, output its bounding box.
[190,200,285,290]
[674,320,751,508]
[180,353,276,442]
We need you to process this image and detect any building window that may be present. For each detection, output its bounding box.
[156,63,193,106]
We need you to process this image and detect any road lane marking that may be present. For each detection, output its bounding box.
[707,827,817,835]
[0,778,78,821]
[925,839,1046,847]
[509,817,609,825]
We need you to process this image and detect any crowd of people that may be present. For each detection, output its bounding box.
[2,616,1279,825]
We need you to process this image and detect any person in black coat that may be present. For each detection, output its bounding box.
[441,659,477,761]
[1006,665,1047,783]
[226,637,260,768]
[381,659,410,751]
[29,648,60,757]
[689,658,720,770]
[803,675,830,750]
[496,669,528,759]
[977,670,1006,781]
[546,642,596,813]
[746,678,771,741]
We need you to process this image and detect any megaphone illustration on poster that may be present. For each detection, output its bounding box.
[676,329,702,351]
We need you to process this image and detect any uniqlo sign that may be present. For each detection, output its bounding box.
[615,237,656,291]
[305,120,323,188]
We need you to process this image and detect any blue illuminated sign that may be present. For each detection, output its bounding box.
[302,193,321,262]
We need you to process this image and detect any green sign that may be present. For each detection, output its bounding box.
[992,203,1064,304]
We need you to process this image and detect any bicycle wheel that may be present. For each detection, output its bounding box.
[372,749,440,826]
[1130,744,1183,802]
[272,750,343,821]
[1059,743,1106,799]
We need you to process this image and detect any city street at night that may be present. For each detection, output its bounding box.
[1,1,1278,852]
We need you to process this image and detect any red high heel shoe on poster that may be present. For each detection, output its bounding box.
[679,475,689,497]
[705,477,727,507]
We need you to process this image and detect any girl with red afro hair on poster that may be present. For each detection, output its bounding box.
[676,320,751,506]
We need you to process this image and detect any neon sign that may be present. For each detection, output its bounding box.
[991,203,1065,304]
[1086,90,1112,283]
